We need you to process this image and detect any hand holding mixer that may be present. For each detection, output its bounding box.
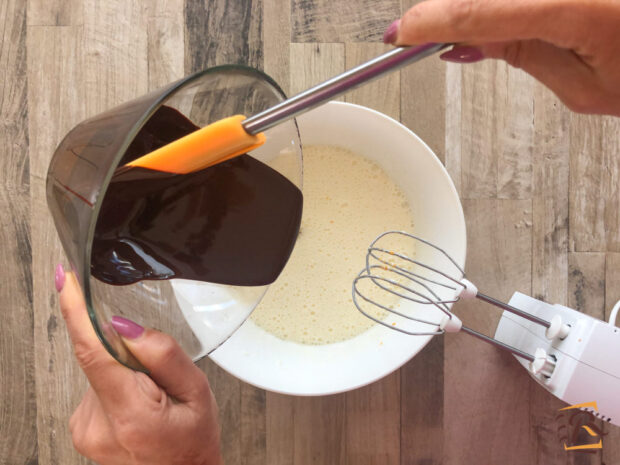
[353,231,620,426]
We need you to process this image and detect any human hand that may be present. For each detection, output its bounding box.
[55,265,223,465]
[384,0,620,116]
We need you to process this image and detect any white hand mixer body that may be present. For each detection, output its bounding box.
[494,292,620,425]
[353,231,620,426]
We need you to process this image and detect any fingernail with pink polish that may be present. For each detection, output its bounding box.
[111,316,144,339]
[439,46,484,63]
[55,264,65,292]
[383,19,400,44]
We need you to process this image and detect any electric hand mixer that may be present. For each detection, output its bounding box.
[353,231,620,426]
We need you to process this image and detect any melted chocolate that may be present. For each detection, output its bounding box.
[91,106,303,287]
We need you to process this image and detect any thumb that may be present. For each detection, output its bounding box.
[110,317,211,404]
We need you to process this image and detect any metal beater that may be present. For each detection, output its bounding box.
[352,231,620,425]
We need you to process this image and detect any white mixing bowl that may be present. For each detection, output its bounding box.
[208,101,466,395]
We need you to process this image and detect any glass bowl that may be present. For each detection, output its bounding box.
[47,66,303,370]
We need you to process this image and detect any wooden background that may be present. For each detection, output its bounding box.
[1,0,619,464]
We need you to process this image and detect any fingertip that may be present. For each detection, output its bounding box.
[383,19,400,44]
[59,271,84,320]
[55,263,65,292]
[110,316,145,340]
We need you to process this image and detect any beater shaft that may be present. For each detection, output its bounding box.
[477,293,550,328]
[461,326,535,362]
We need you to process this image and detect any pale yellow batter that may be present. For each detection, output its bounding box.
[250,145,415,344]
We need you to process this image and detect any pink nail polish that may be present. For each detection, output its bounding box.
[55,264,65,292]
[439,46,484,63]
[383,19,400,44]
[111,316,145,339]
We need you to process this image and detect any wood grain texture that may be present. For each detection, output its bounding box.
[445,199,534,465]
[294,395,347,464]
[568,253,605,316]
[400,57,446,163]
[570,115,620,252]
[27,24,89,465]
[460,62,499,198]
[266,393,295,465]
[344,43,400,120]
[531,85,569,304]
[146,0,185,90]
[445,62,462,195]
[27,0,83,26]
[185,0,263,73]
[291,0,399,42]
[460,62,534,199]
[289,42,345,95]
[346,372,400,465]
[400,338,442,465]
[0,3,36,464]
[82,0,149,115]
[2,1,620,464]
[263,0,291,94]
[26,25,86,180]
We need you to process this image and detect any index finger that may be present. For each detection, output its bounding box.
[397,0,592,50]
[59,270,139,414]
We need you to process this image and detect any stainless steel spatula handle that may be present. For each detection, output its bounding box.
[243,43,449,135]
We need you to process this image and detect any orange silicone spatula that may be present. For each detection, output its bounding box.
[127,43,448,174]
[126,115,266,173]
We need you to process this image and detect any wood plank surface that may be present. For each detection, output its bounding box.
[263,0,291,94]
[27,0,83,26]
[146,0,185,90]
[344,43,400,120]
[531,84,569,304]
[444,199,534,465]
[570,115,620,253]
[445,62,463,194]
[27,23,90,465]
[2,1,620,464]
[291,0,399,43]
[185,0,263,72]
[0,1,37,464]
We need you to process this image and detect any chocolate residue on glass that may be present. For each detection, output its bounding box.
[91,105,303,287]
